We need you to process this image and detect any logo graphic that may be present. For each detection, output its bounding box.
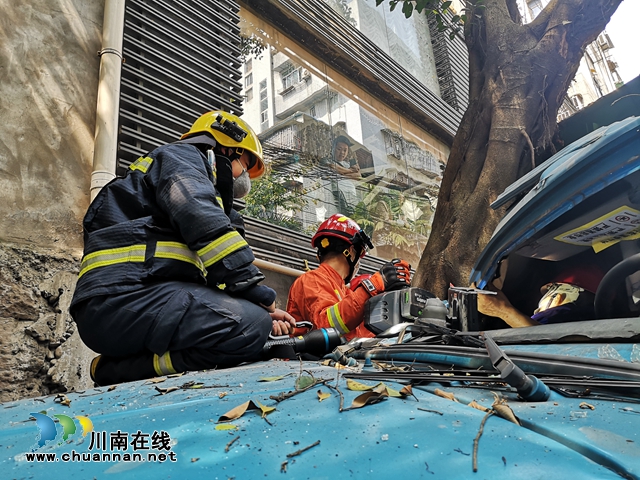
[30,412,93,451]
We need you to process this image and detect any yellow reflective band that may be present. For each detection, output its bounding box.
[155,241,206,275]
[327,304,350,336]
[334,289,343,301]
[79,245,146,278]
[129,156,154,173]
[216,196,223,209]
[153,352,177,376]
[197,231,248,268]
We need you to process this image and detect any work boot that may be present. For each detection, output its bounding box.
[90,352,159,386]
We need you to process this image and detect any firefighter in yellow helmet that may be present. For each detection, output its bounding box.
[70,111,295,385]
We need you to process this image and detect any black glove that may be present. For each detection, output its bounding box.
[360,258,411,296]
[239,284,277,308]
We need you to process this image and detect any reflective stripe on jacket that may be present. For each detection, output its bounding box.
[286,263,375,341]
[71,142,260,306]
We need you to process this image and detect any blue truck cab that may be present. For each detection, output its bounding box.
[1,117,640,479]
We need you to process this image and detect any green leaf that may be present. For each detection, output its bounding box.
[461,14,467,22]
[402,1,413,18]
[390,1,398,12]
[451,15,460,23]
[295,375,315,391]
[376,0,384,5]
[215,424,238,431]
[346,379,374,391]
[449,32,457,40]
[441,1,452,9]
[258,375,289,382]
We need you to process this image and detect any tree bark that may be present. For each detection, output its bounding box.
[414,0,623,298]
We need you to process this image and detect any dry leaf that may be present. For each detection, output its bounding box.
[167,373,185,378]
[384,385,403,398]
[107,386,117,391]
[218,400,276,422]
[317,390,331,402]
[346,379,374,391]
[155,386,179,395]
[491,393,520,425]
[399,385,414,396]
[434,388,459,403]
[219,391,228,399]
[147,377,167,384]
[215,424,238,431]
[54,394,71,407]
[256,401,276,418]
[348,384,388,409]
[188,383,204,389]
[191,458,199,462]
[295,375,315,390]
[258,375,288,382]
[468,400,491,412]
[579,402,595,410]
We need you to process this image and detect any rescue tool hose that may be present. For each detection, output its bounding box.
[263,328,342,358]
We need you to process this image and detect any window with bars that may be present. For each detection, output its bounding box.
[117,0,243,173]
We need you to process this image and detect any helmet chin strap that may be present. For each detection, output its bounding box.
[343,248,360,283]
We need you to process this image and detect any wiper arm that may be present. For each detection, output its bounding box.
[484,335,550,401]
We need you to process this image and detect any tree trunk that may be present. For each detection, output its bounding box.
[414,0,623,298]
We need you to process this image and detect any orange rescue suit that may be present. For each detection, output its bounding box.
[287,263,375,341]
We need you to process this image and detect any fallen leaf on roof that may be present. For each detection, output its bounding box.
[579,402,595,410]
[491,393,520,425]
[54,394,71,407]
[258,375,289,382]
[348,383,388,409]
[468,400,490,412]
[434,388,459,403]
[219,391,228,399]
[147,378,166,384]
[218,400,276,422]
[295,375,315,391]
[317,390,331,402]
[167,373,185,378]
[215,424,238,431]
[107,386,117,391]
[346,379,374,391]
[155,386,180,395]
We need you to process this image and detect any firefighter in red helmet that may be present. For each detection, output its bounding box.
[287,214,412,341]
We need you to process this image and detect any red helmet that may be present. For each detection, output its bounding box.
[312,214,373,257]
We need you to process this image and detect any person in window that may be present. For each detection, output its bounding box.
[325,135,361,216]
[70,111,295,385]
[477,266,604,327]
[287,214,411,341]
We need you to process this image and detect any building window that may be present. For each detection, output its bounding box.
[244,72,253,88]
[244,58,252,74]
[246,88,253,101]
[259,78,268,125]
[527,0,543,18]
[281,63,302,90]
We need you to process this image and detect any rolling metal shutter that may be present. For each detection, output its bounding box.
[117,0,244,174]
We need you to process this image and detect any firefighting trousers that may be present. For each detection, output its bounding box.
[71,281,273,372]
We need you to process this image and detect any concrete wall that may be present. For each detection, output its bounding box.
[0,0,101,248]
[0,0,104,402]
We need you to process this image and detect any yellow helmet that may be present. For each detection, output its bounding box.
[181,111,265,179]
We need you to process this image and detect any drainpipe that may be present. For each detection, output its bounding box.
[91,0,126,201]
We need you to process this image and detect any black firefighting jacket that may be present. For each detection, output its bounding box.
[70,139,262,307]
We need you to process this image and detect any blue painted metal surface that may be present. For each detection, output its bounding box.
[0,353,639,479]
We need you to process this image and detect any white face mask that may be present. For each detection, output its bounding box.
[233,169,251,198]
